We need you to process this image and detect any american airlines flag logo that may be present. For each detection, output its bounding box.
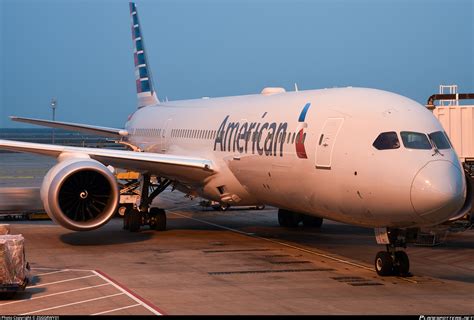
[130,2,152,95]
[295,103,311,159]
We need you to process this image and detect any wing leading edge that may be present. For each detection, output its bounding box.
[10,116,128,138]
[0,139,215,184]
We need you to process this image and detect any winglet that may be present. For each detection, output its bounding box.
[130,2,159,108]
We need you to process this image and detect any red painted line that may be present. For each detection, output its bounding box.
[94,269,166,315]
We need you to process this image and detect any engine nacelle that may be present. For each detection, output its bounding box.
[41,156,119,231]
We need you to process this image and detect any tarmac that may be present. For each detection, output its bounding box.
[0,154,473,315]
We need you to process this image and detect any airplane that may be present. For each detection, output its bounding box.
[0,2,470,277]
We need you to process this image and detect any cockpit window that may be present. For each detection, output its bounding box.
[400,131,432,150]
[373,132,400,150]
[428,131,451,150]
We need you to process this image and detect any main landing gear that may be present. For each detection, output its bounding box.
[278,209,323,228]
[123,174,171,232]
[374,228,413,277]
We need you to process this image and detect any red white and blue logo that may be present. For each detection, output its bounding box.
[295,103,311,159]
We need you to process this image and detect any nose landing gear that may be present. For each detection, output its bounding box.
[375,249,410,276]
[374,228,414,277]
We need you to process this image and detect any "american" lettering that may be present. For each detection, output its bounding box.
[213,115,288,157]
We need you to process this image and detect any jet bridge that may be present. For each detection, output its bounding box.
[426,84,474,229]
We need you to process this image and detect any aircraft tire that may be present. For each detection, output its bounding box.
[122,205,133,230]
[278,209,300,228]
[394,251,410,276]
[149,207,166,231]
[302,215,323,228]
[128,210,141,232]
[123,212,130,230]
[0,292,16,300]
[375,251,393,276]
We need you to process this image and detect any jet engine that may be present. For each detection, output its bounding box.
[40,156,119,231]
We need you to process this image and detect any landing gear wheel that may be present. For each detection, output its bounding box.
[128,210,142,232]
[212,203,230,211]
[374,228,413,276]
[122,205,133,230]
[375,251,393,276]
[118,204,133,217]
[123,211,130,230]
[302,215,323,228]
[0,292,15,300]
[393,251,410,276]
[278,209,301,228]
[149,207,166,231]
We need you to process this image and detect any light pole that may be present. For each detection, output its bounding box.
[51,98,57,144]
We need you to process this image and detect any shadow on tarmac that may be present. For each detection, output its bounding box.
[60,228,153,246]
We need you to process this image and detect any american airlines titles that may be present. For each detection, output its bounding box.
[213,115,288,157]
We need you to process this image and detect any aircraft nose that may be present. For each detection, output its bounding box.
[411,160,465,223]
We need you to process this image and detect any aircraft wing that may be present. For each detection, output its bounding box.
[10,116,128,138]
[0,140,215,184]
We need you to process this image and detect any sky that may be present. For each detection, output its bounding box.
[0,0,473,128]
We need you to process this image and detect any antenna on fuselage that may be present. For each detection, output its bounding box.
[294,83,299,92]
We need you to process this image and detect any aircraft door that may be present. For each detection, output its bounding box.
[161,118,172,152]
[315,118,344,169]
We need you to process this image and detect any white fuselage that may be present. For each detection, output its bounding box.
[125,87,466,228]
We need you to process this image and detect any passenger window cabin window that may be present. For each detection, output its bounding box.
[373,132,400,150]
[428,131,451,150]
[400,131,432,150]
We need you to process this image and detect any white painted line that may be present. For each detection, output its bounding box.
[171,208,419,284]
[36,270,70,276]
[28,274,97,288]
[93,271,163,315]
[20,292,125,315]
[0,283,110,306]
[170,211,373,270]
[91,303,141,315]
[175,212,419,284]
[168,210,263,237]
[32,267,93,272]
